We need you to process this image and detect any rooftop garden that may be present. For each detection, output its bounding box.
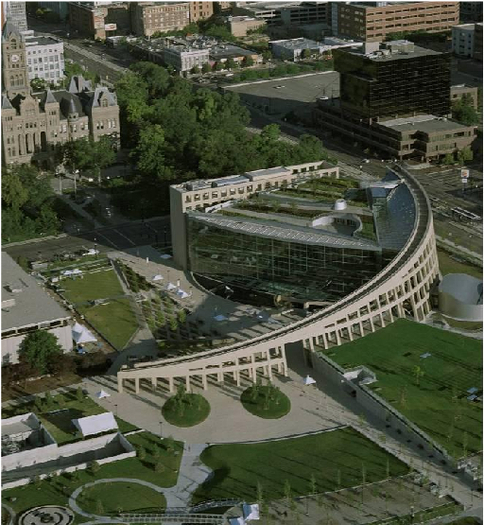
[323,320,482,459]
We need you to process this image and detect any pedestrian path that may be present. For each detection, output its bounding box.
[164,443,212,508]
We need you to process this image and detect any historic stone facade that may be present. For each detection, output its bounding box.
[2,22,120,167]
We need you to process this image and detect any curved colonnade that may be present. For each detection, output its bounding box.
[117,166,440,395]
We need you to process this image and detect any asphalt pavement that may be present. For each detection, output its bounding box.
[4,217,171,263]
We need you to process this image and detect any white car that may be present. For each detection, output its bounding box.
[362,159,370,164]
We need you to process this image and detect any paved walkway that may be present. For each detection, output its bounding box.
[164,443,211,508]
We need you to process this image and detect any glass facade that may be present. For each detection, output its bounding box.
[188,216,384,303]
[335,49,451,119]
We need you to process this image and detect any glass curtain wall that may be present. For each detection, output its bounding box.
[188,217,383,302]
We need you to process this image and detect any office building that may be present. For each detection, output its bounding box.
[189,1,213,23]
[22,31,65,84]
[335,40,451,119]
[68,2,131,40]
[238,2,330,27]
[37,2,70,21]
[3,1,27,32]
[450,84,479,109]
[460,1,483,23]
[474,23,482,61]
[269,36,362,61]
[131,2,190,37]
[452,23,475,57]
[163,45,210,72]
[227,15,266,37]
[335,2,459,42]
[1,252,73,366]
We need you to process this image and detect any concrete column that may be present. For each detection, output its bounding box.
[218,369,224,383]
[267,363,273,381]
[281,346,288,377]
[168,377,174,394]
[117,376,124,393]
[359,322,364,336]
[379,313,386,328]
[388,308,394,323]
[347,326,354,342]
[308,338,315,352]
[369,317,375,332]
[202,374,208,390]
[335,330,342,346]
[134,377,140,394]
[235,369,241,387]
[151,377,157,390]
[322,332,329,349]
[185,375,191,392]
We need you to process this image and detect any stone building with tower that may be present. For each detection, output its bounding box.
[1,22,120,167]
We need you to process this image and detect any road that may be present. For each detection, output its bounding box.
[4,218,171,263]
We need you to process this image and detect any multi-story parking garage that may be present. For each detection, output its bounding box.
[117,164,439,395]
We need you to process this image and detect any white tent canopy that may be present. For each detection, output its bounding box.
[95,390,110,399]
[176,288,189,299]
[166,282,177,291]
[72,412,118,437]
[243,503,260,521]
[72,323,97,344]
[152,274,164,282]
[303,375,317,386]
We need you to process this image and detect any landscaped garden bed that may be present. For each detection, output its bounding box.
[240,383,291,419]
[162,386,210,427]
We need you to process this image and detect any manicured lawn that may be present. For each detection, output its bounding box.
[193,427,408,503]
[77,481,166,514]
[438,249,482,280]
[62,269,124,303]
[79,298,138,349]
[2,432,182,516]
[324,319,482,458]
[240,385,291,419]
[162,393,210,427]
[447,518,481,525]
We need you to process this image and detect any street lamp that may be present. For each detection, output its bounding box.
[159,420,163,438]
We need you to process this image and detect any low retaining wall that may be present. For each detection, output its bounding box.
[2,433,136,490]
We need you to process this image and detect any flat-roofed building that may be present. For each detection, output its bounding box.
[335,2,459,42]
[452,23,475,58]
[460,1,483,23]
[22,31,65,84]
[227,15,266,37]
[131,2,190,37]
[163,45,209,72]
[170,161,339,269]
[68,2,131,40]
[474,23,482,61]
[3,1,27,32]
[239,2,330,27]
[189,1,213,23]
[1,252,73,366]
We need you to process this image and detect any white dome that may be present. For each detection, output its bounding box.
[333,199,347,211]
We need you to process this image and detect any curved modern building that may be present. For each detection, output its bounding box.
[117,163,439,394]
[438,273,483,321]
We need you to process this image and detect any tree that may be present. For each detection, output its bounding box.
[442,152,455,165]
[170,317,179,332]
[262,50,272,62]
[190,65,201,75]
[283,479,292,505]
[256,480,264,505]
[242,56,255,68]
[165,435,175,453]
[452,98,479,125]
[214,61,225,72]
[62,136,115,183]
[309,473,317,495]
[132,123,174,182]
[138,446,146,460]
[413,365,424,386]
[302,48,312,60]
[202,62,212,74]
[76,386,84,402]
[18,331,63,374]
[226,58,237,70]
[178,309,186,324]
[88,460,100,475]
[457,146,473,164]
[155,460,165,473]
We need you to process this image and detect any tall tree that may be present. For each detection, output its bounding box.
[19,331,63,374]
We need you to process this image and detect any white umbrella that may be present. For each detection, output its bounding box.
[166,282,177,291]
[303,375,316,386]
[176,288,189,299]
[152,274,164,281]
[95,390,110,399]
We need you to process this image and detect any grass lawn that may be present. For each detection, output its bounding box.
[2,432,182,516]
[240,385,291,419]
[193,427,408,503]
[162,393,210,427]
[62,269,124,304]
[77,481,166,514]
[447,519,481,525]
[79,298,138,349]
[438,249,482,280]
[324,319,482,458]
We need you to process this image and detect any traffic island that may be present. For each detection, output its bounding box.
[240,384,291,419]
